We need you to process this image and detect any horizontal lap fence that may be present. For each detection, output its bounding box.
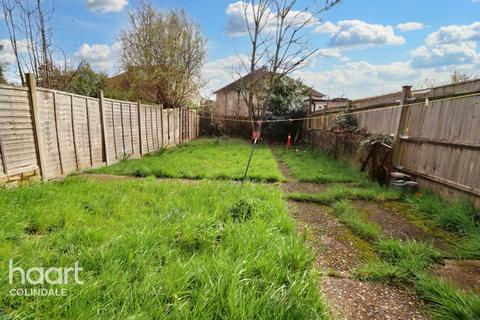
[305,80,480,206]
[0,74,199,186]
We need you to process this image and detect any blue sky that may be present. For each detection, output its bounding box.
[1,0,479,98]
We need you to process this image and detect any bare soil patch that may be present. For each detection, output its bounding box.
[275,154,296,182]
[433,259,480,294]
[322,277,428,320]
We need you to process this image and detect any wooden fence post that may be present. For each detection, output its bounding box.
[85,98,94,166]
[160,104,164,146]
[0,135,9,175]
[392,85,412,168]
[167,109,170,144]
[111,101,118,160]
[120,103,126,157]
[129,104,134,154]
[137,102,143,157]
[70,95,80,170]
[52,91,64,174]
[98,90,110,165]
[26,73,48,181]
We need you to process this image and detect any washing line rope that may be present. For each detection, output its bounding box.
[199,91,480,124]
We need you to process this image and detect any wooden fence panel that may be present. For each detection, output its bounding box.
[53,93,77,173]
[162,109,169,145]
[86,99,103,166]
[0,80,199,185]
[130,103,140,156]
[103,100,117,163]
[0,86,37,176]
[355,107,401,135]
[174,108,179,144]
[72,96,91,169]
[120,103,132,156]
[400,143,480,195]
[305,82,480,203]
[112,101,124,159]
[36,89,62,177]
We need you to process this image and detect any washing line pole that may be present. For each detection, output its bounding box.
[242,120,262,182]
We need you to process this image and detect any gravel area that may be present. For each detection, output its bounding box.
[274,149,429,320]
[322,277,428,320]
[288,201,370,274]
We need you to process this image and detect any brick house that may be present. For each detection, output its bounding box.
[213,70,325,118]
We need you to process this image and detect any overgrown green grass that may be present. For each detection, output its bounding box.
[356,239,480,319]
[90,138,284,182]
[277,142,480,319]
[415,274,480,320]
[321,196,480,319]
[288,184,401,205]
[331,200,382,241]
[407,192,480,259]
[277,146,368,183]
[356,239,442,283]
[0,177,326,319]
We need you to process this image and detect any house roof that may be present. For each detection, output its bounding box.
[213,69,325,98]
[213,69,269,94]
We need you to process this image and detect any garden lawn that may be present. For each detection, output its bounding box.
[277,146,368,183]
[0,176,326,319]
[90,138,284,182]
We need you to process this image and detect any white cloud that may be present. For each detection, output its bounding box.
[0,39,29,65]
[411,42,479,68]
[0,39,31,83]
[292,61,417,98]
[314,20,405,49]
[292,60,475,99]
[426,21,480,46]
[201,55,249,98]
[225,1,317,36]
[85,0,128,13]
[316,48,341,59]
[71,42,122,75]
[408,22,480,69]
[396,22,425,32]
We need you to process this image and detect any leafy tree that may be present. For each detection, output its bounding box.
[263,77,309,141]
[119,1,206,107]
[268,78,309,116]
[65,62,108,97]
[47,61,108,97]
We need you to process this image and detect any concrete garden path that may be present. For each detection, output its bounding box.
[272,148,428,320]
